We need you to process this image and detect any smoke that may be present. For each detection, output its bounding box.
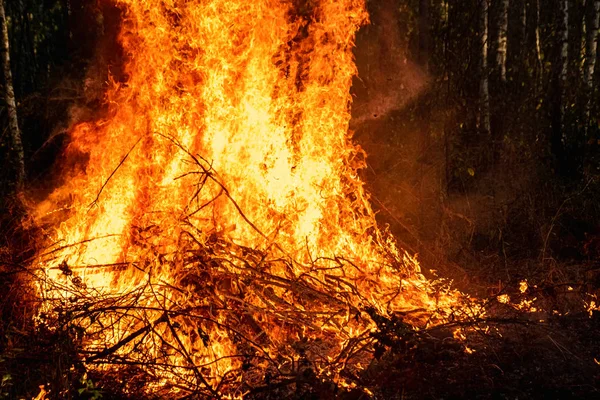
[349,0,546,289]
[350,0,437,258]
[351,0,428,127]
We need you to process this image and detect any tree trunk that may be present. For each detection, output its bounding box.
[480,0,491,135]
[585,0,600,88]
[585,0,600,131]
[497,0,509,82]
[560,0,569,125]
[550,0,572,177]
[0,0,24,191]
[526,0,542,80]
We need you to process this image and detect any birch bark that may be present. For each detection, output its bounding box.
[0,0,24,191]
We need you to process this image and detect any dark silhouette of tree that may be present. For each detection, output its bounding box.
[0,0,24,191]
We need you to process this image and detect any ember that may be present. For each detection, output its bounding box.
[29,0,475,397]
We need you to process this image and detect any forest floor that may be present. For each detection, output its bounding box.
[361,262,600,400]
[337,102,600,400]
[1,206,599,399]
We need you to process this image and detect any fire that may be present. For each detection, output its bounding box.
[30,0,470,396]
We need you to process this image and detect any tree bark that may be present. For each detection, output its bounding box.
[560,0,569,85]
[585,0,600,131]
[560,0,569,135]
[497,0,509,82]
[585,0,600,88]
[480,0,491,135]
[526,0,542,78]
[0,0,24,191]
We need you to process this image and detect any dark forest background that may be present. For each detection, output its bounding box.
[352,0,600,292]
[1,0,600,294]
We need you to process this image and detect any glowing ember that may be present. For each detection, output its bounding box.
[497,294,510,304]
[30,0,470,396]
[519,280,528,293]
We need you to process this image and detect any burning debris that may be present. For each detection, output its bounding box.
[25,0,480,397]
[33,138,477,397]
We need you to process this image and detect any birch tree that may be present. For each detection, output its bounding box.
[0,0,24,191]
[497,0,509,82]
[527,0,542,79]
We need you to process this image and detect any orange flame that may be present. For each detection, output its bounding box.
[31,0,469,396]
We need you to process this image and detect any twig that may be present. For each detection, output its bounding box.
[85,312,168,362]
[88,136,143,208]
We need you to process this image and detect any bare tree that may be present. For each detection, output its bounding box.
[0,0,24,191]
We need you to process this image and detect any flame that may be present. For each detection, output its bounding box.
[30,0,470,396]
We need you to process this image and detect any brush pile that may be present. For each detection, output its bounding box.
[31,153,478,398]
